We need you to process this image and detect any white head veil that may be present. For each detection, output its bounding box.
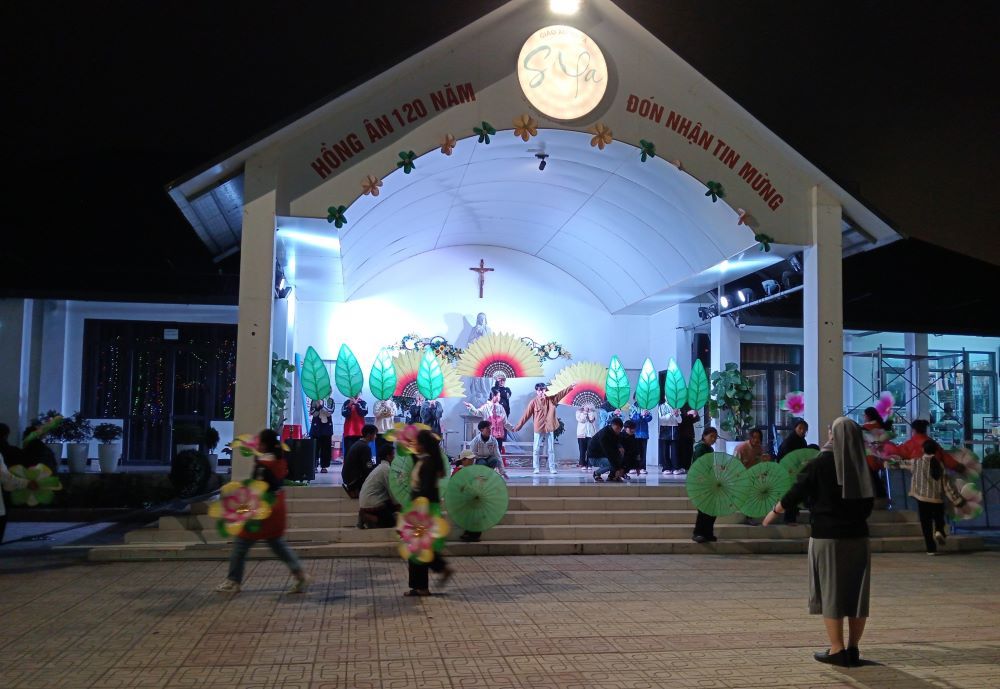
[830,417,874,500]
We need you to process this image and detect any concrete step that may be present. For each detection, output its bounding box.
[124,518,924,545]
[87,533,985,561]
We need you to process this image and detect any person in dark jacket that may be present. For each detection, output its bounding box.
[405,430,455,596]
[763,417,874,668]
[21,426,58,475]
[776,418,810,524]
[342,425,377,498]
[490,373,513,418]
[674,403,699,475]
[589,418,624,482]
[309,400,334,472]
[691,426,720,542]
[620,419,642,479]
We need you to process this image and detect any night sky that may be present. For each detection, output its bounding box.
[3,0,998,305]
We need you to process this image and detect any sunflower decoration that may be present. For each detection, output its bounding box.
[392,349,466,399]
[589,123,613,150]
[456,332,544,379]
[548,361,608,408]
[396,496,450,563]
[208,479,275,537]
[8,464,62,506]
[513,114,538,142]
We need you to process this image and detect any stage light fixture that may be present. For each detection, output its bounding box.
[737,288,755,303]
[697,305,718,320]
[719,294,730,309]
[789,254,803,272]
[762,279,780,296]
[536,153,548,170]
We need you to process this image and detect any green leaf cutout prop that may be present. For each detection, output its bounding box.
[634,358,660,410]
[417,347,445,400]
[300,346,332,401]
[334,344,364,397]
[369,348,397,401]
[687,359,710,410]
[665,358,688,409]
[605,355,631,410]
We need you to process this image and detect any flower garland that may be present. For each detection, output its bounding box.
[388,334,464,364]
[520,337,572,363]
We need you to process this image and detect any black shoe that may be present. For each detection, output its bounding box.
[847,647,861,667]
[814,649,849,667]
[593,471,604,482]
[706,535,718,542]
[692,534,708,543]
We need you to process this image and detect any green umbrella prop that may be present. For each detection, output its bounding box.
[444,464,509,532]
[387,448,449,511]
[686,452,750,517]
[779,448,820,481]
[740,461,793,518]
[388,451,415,509]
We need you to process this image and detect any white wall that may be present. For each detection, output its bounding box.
[294,246,669,460]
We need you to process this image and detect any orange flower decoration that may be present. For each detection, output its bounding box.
[589,123,613,150]
[361,174,382,197]
[671,159,683,171]
[513,114,538,142]
[440,134,456,156]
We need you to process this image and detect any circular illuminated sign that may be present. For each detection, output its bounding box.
[517,25,608,121]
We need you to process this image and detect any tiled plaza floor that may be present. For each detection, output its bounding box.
[1,551,998,689]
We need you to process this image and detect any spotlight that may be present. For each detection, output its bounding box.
[719,294,730,309]
[697,305,718,320]
[536,153,548,171]
[762,279,780,296]
[789,254,803,272]
[737,288,755,303]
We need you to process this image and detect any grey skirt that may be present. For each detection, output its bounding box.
[808,537,871,618]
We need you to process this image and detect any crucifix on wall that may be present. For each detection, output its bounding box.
[469,259,494,299]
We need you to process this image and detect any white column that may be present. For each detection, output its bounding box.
[232,155,279,480]
[710,314,741,438]
[710,315,741,374]
[803,186,843,441]
[905,332,930,420]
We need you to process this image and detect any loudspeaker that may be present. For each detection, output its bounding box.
[693,333,711,372]
[285,439,316,482]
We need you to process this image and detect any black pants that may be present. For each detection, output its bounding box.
[676,438,694,471]
[577,437,591,467]
[659,427,678,470]
[0,514,7,543]
[358,503,396,529]
[408,553,447,590]
[872,468,888,499]
[635,438,648,469]
[917,500,946,553]
[315,436,332,468]
[693,510,716,538]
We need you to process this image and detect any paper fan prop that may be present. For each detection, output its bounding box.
[456,332,544,379]
[8,464,63,506]
[948,447,982,479]
[948,473,984,521]
[208,479,274,537]
[548,361,607,407]
[392,349,465,399]
[444,464,509,532]
[779,447,820,481]
[386,431,449,511]
[740,462,793,518]
[686,452,750,517]
[396,496,450,563]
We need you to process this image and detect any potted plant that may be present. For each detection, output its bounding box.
[708,363,755,452]
[61,411,93,473]
[93,423,123,473]
[205,426,221,472]
[173,423,204,454]
[271,354,296,432]
[34,409,65,461]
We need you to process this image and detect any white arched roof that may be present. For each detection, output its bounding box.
[337,129,757,312]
